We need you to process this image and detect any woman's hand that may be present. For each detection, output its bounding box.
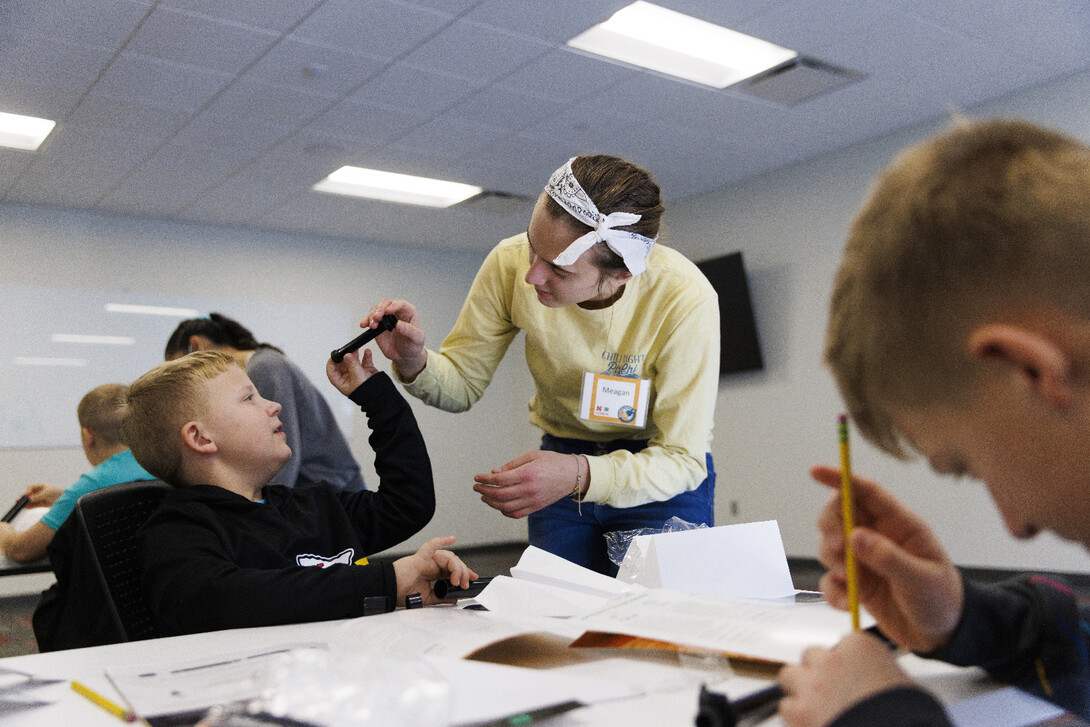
[473,451,586,519]
[364,299,428,380]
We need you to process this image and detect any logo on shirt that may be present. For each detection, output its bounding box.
[601,351,645,378]
[296,548,355,568]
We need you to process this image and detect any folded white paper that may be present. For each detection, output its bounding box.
[616,520,797,600]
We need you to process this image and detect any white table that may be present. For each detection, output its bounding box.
[0,612,998,727]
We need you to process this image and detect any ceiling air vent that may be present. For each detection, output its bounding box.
[736,57,863,106]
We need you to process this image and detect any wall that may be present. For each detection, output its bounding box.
[669,69,1090,573]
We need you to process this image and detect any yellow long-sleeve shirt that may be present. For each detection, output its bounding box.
[400,233,719,508]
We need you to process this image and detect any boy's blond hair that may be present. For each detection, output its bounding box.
[77,383,130,447]
[123,351,240,485]
[826,118,1090,457]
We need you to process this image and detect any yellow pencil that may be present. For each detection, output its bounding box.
[838,414,861,631]
[71,680,137,723]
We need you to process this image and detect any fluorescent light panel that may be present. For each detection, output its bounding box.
[52,333,136,345]
[567,1,797,89]
[314,166,483,208]
[105,303,200,317]
[0,111,56,150]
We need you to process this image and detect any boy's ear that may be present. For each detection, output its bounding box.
[180,421,218,454]
[80,427,95,449]
[967,323,1073,408]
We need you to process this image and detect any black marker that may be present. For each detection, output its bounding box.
[330,314,398,363]
[433,576,494,600]
[696,683,783,727]
[1,495,29,524]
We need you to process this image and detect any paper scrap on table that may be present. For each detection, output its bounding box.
[474,546,646,617]
[616,520,797,600]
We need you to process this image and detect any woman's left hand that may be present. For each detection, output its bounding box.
[473,450,584,518]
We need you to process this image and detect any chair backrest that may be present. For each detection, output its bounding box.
[75,479,171,643]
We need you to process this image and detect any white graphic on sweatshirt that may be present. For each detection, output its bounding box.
[296,548,355,568]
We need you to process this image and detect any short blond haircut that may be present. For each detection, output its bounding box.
[826,118,1090,457]
[77,383,129,447]
[123,351,240,485]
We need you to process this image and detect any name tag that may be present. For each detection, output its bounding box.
[579,372,650,428]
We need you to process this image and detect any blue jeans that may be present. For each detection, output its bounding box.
[527,434,716,575]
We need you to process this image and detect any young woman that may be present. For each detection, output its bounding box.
[165,313,365,492]
[366,155,720,573]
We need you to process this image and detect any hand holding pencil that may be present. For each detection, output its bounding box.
[809,463,964,653]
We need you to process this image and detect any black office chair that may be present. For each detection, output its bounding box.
[33,478,171,651]
[75,479,172,642]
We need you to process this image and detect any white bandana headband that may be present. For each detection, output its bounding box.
[543,157,657,275]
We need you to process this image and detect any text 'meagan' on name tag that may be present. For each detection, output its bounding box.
[579,372,650,428]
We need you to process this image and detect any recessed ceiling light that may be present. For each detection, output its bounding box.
[52,334,136,345]
[567,1,797,89]
[0,111,56,151]
[313,166,483,208]
[105,303,200,317]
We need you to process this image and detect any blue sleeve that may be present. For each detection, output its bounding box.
[928,576,1090,719]
[38,474,96,531]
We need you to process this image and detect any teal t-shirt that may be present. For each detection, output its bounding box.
[39,449,155,531]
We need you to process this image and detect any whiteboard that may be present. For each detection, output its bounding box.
[0,286,355,449]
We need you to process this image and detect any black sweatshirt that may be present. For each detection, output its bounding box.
[832,576,1090,727]
[138,372,435,637]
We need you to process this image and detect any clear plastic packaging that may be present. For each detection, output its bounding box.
[196,649,451,727]
[606,516,708,582]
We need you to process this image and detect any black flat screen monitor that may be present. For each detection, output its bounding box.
[695,251,764,375]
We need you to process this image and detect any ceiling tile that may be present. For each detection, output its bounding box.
[0,0,151,48]
[242,38,386,97]
[400,20,553,83]
[290,0,455,59]
[158,0,324,34]
[463,0,626,42]
[93,52,233,112]
[349,63,483,116]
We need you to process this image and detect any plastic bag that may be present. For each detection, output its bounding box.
[197,649,451,727]
[605,516,708,582]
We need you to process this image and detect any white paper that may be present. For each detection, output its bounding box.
[477,546,646,617]
[107,642,327,719]
[577,589,874,665]
[472,575,608,617]
[947,686,1066,727]
[8,507,47,532]
[331,606,585,660]
[616,521,797,600]
[426,656,638,725]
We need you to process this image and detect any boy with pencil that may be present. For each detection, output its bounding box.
[124,348,476,636]
[778,118,1090,726]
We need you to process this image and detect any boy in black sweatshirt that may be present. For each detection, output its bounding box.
[124,348,476,636]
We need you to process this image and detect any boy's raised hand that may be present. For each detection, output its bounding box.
[811,465,964,653]
[393,536,479,606]
[326,348,378,396]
